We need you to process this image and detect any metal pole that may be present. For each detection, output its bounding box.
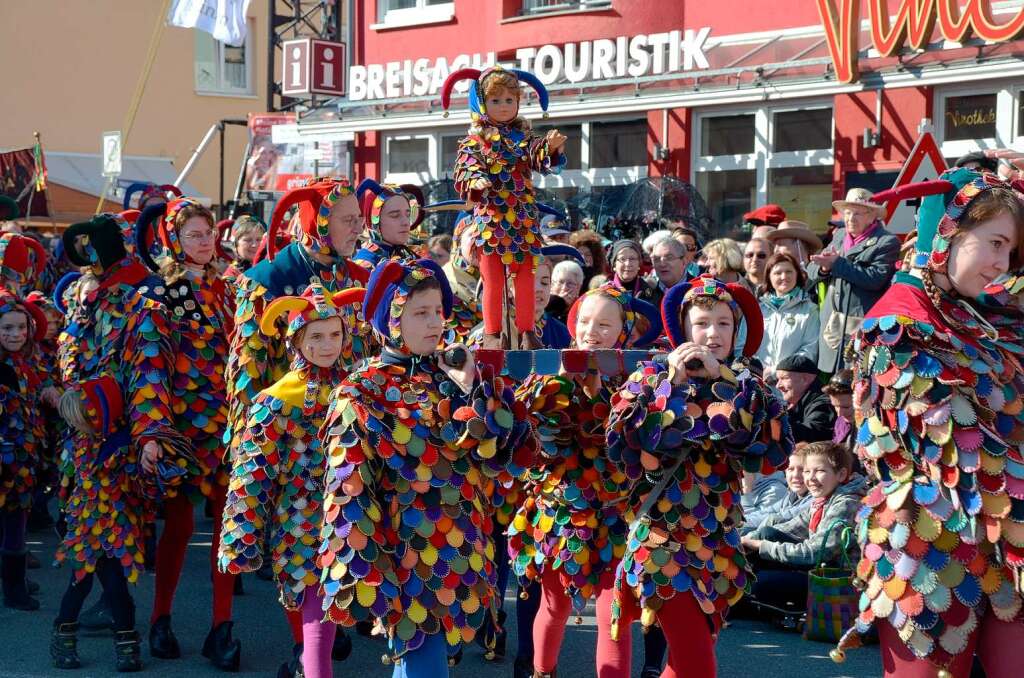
[266,0,276,112]
[219,121,226,218]
[231,139,252,219]
[34,132,58,230]
[174,123,220,187]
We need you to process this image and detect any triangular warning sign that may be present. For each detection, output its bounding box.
[882,132,947,235]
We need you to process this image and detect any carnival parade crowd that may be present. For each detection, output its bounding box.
[2,65,1024,678]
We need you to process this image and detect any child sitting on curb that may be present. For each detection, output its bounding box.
[741,442,812,535]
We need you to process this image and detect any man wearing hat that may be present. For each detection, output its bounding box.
[774,355,835,444]
[806,187,899,374]
[743,203,786,228]
[765,220,823,267]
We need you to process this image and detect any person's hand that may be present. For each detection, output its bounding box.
[740,536,762,551]
[141,441,162,474]
[810,248,839,272]
[438,342,475,395]
[41,386,60,408]
[545,129,567,153]
[470,177,491,192]
[667,342,721,384]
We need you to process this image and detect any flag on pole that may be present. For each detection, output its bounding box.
[167,0,252,47]
[32,138,47,191]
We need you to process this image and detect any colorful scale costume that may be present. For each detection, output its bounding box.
[317,259,536,662]
[352,179,423,270]
[837,170,1024,673]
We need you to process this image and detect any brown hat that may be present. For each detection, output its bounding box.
[832,187,886,219]
[765,220,823,252]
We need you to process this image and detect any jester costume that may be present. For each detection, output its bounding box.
[833,169,1024,678]
[605,275,792,678]
[352,180,423,270]
[317,259,536,675]
[444,66,566,338]
[220,283,364,678]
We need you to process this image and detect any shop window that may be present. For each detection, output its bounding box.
[773,108,832,152]
[768,166,833,230]
[535,124,583,170]
[377,0,454,28]
[439,135,461,176]
[387,138,430,175]
[944,93,997,141]
[700,115,754,156]
[696,170,755,232]
[194,24,253,95]
[590,120,646,168]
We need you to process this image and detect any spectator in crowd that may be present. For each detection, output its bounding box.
[540,214,572,244]
[741,443,812,536]
[641,229,672,258]
[740,442,866,616]
[644,234,688,306]
[822,369,854,448]
[765,220,823,268]
[756,252,820,376]
[609,239,658,304]
[750,225,775,241]
[550,259,585,312]
[743,238,772,289]
[569,229,608,290]
[740,468,787,535]
[743,204,787,229]
[774,355,835,443]
[807,188,900,374]
[670,226,702,277]
[701,238,745,286]
[426,233,453,266]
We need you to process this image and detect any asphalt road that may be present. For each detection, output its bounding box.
[1,509,882,678]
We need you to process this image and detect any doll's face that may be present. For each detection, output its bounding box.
[179,215,217,266]
[296,316,345,368]
[327,194,363,257]
[574,294,623,350]
[485,86,519,124]
[0,310,28,353]
[378,195,412,246]
[683,301,734,361]
[946,211,1017,299]
[399,287,444,356]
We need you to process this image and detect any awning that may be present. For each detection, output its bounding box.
[44,152,203,203]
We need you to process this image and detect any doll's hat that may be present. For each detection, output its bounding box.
[440,65,550,120]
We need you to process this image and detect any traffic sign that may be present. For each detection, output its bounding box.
[102,130,122,177]
[882,131,947,235]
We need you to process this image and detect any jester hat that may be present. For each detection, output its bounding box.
[566,282,663,349]
[53,271,82,316]
[268,177,355,258]
[661,274,763,357]
[0,287,47,344]
[538,243,585,267]
[363,258,453,352]
[135,198,225,271]
[122,182,182,211]
[63,212,137,275]
[0,233,47,292]
[356,179,425,240]
[260,280,366,340]
[441,65,550,123]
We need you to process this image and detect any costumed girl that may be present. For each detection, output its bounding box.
[134,199,242,670]
[352,180,424,270]
[51,213,192,672]
[832,169,1024,677]
[605,275,793,678]
[317,258,537,677]
[222,215,267,286]
[0,231,48,296]
[0,288,48,612]
[219,282,364,678]
[122,182,182,212]
[507,282,662,678]
[444,65,566,347]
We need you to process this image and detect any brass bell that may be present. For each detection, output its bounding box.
[851,577,867,591]
[381,654,392,666]
[829,648,846,664]
[442,111,450,118]
[575,615,583,625]
[519,590,529,600]
[484,650,496,661]
[937,670,953,678]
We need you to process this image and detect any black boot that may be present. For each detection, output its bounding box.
[233,575,244,596]
[149,614,181,659]
[202,621,241,671]
[513,655,534,678]
[1,553,40,610]
[276,642,303,678]
[114,630,143,672]
[331,627,352,661]
[80,596,114,630]
[51,622,81,669]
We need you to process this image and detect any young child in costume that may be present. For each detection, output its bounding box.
[444,65,567,347]
[222,215,267,286]
[317,258,536,677]
[353,180,424,270]
[219,282,364,678]
[507,282,662,678]
[605,274,793,678]
[0,232,48,296]
[51,213,192,672]
[832,169,1024,678]
[134,198,244,670]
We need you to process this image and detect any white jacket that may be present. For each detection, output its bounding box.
[756,289,820,374]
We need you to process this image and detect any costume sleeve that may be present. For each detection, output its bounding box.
[218,394,286,574]
[318,397,397,626]
[827,233,900,292]
[526,129,567,176]
[517,374,575,470]
[453,135,490,204]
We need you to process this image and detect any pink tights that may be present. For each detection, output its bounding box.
[616,591,716,678]
[300,592,336,678]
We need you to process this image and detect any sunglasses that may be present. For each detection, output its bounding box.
[744,252,767,259]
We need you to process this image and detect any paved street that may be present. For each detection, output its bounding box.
[1,510,882,678]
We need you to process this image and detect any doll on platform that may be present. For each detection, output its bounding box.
[507,282,662,678]
[134,198,243,671]
[605,275,793,678]
[443,65,567,348]
[353,180,424,270]
[317,258,536,678]
[219,282,364,678]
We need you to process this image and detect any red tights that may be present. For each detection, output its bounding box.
[878,612,1024,678]
[615,591,716,678]
[151,488,235,626]
[480,254,534,335]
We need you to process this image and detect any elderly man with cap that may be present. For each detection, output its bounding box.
[774,355,835,444]
[806,188,899,374]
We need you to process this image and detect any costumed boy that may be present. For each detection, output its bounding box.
[353,180,424,270]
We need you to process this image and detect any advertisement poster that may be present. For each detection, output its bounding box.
[245,113,349,194]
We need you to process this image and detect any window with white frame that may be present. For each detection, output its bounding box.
[385,135,434,183]
[376,0,454,29]
[693,104,834,234]
[194,24,254,95]
[936,86,1021,162]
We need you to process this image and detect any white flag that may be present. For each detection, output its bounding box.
[168,0,252,47]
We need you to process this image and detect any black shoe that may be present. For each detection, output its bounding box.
[640,667,661,678]
[80,597,115,630]
[331,628,352,661]
[477,609,507,661]
[202,621,241,672]
[51,622,81,670]
[276,642,303,678]
[149,615,181,659]
[26,551,41,569]
[233,575,244,596]
[513,655,533,678]
[1,554,40,611]
[114,630,143,672]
